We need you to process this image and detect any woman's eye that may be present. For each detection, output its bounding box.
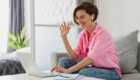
[81,16,85,19]
[75,17,79,20]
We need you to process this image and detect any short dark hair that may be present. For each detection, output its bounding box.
[73,2,98,24]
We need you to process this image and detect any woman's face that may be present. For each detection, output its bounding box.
[75,10,94,29]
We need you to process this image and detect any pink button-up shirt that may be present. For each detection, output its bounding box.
[73,23,121,78]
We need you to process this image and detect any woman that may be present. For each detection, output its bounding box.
[51,2,121,80]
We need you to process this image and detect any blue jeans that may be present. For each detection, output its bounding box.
[58,57,120,80]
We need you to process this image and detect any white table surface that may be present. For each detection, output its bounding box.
[0,74,55,80]
[0,73,104,80]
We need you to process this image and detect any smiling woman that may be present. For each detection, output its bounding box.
[0,0,9,52]
[51,2,121,80]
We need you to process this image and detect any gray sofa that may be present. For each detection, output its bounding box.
[51,30,140,80]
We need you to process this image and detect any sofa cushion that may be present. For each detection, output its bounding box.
[113,30,138,74]
[121,73,140,80]
[136,42,140,72]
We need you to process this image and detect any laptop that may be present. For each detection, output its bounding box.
[16,52,59,77]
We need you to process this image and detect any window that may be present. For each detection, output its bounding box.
[35,0,76,25]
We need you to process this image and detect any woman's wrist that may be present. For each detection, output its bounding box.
[61,35,67,39]
[65,68,72,74]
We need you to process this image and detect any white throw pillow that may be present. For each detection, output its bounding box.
[113,30,138,74]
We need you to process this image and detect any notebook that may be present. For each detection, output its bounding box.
[54,74,79,80]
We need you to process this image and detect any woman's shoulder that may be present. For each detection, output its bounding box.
[96,24,112,38]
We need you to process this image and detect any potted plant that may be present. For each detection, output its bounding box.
[8,27,30,50]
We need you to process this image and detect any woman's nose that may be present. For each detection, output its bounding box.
[78,19,82,24]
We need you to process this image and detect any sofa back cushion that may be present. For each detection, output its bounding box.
[113,30,138,74]
[137,42,140,72]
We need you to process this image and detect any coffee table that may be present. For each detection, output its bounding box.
[0,73,104,80]
[0,73,55,80]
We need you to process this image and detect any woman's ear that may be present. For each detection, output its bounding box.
[91,14,95,21]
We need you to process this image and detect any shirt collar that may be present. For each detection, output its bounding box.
[91,22,100,34]
[83,22,100,36]
[82,23,100,52]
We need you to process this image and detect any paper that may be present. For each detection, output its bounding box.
[54,74,79,80]
[54,73,104,80]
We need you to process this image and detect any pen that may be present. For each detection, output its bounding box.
[58,75,72,78]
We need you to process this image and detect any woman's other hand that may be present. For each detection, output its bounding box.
[51,66,70,73]
[60,22,70,38]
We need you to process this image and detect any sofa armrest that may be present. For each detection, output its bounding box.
[51,52,83,68]
[51,52,68,68]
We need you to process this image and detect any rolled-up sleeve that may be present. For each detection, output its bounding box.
[88,31,111,62]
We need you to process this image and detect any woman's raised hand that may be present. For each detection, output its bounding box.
[60,22,70,37]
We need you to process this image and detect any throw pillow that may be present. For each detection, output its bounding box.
[136,42,140,72]
[113,30,138,74]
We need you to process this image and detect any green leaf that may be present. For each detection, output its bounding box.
[8,27,30,50]
[24,39,30,47]
[15,41,21,47]
[21,27,25,40]
[8,32,17,42]
[17,33,20,44]
[17,45,22,50]
[21,42,25,48]
[15,41,22,50]
[7,42,17,50]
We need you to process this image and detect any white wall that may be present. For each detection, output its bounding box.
[97,0,140,40]
[0,0,9,52]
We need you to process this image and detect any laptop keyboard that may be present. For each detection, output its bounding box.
[41,72,57,77]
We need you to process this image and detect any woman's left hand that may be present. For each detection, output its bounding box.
[51,66,70,73]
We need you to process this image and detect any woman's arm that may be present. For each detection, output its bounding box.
[62,36,78,60]
[60,22,78,60]
[51,57,94,73]
[67,57,94,73]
